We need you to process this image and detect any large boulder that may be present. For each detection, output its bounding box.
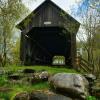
[30,91,72,100]
[49,73,89,100]
[14,91,72,100]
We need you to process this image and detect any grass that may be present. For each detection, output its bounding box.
[3,65,78,74]
[0,93,10,100]
[86,96,96,100]
[0,65,78,99]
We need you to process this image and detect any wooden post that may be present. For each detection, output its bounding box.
[75,55,81,70]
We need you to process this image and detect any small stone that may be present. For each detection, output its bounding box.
[39,71,49,81]
[84,74,96,80]
[14,92,29,100]
[17,70,23,73]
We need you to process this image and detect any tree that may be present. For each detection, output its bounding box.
[0,0,29,67]
[10,38,20,65]
[76,0,100,14]
[72,0,100,76]
[89,0,100,11]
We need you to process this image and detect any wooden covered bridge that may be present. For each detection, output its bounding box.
[16,0,80,67]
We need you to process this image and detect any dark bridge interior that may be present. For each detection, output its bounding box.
[26,27,71,65]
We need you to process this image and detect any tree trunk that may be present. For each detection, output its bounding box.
[2,31,7,67]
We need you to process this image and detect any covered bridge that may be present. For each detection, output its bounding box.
[16,0,80,67]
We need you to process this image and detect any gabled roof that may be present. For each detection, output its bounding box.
[17,0,80,33]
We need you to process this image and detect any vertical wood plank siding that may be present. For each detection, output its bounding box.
[17,0,80,67]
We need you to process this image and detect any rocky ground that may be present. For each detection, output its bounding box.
[0,68,100,100]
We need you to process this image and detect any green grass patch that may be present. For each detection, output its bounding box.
[4,65,78,74]
[0,92,10,100]
[86,96,96,100]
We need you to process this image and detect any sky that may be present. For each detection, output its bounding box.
[22,0,82,22]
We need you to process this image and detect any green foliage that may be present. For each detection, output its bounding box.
[0,75,8,86]
[76,4,100,75]
[86,96,96,100]
[93,32,100,49]
[0,93,10,100]
[11,38,20,64]
[0,0,28,36]
[31,82,49,90]
[0,0,30,67]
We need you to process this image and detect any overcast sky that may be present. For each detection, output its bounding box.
[22,0,82,22]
